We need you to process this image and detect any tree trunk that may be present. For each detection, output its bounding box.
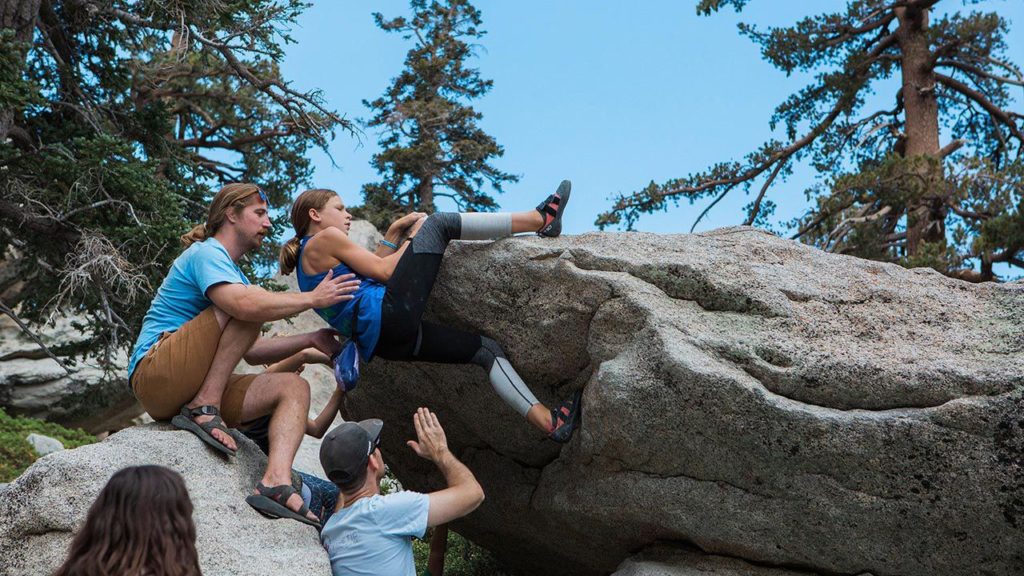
[416,176,436,213]
[0,0,41,145]
[895,4,946,256]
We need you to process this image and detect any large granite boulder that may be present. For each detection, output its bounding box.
[0,425,329,576]
[344,227,1024,576]
[0,315,138,434]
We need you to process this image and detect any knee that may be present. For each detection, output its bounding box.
[426,212,460,238]
[274,374,310,407]
[471,336,506,370]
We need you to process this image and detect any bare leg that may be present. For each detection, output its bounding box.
[428,524,449,576]
[185,308,260,451]
[240,372,317,522]
[526,404,553,433]
[511,210,544,234]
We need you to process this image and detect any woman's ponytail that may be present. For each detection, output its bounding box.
[278,236,302,275]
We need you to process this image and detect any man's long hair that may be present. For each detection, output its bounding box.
[180,182,263,248]
[52,465,202,576]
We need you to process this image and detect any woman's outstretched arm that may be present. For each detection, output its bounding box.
[307,215,425,282]
[375,212,425,256]
[264,348,345,438]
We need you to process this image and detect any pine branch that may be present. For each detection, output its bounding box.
[935,72,1024,145]
[936,60,1024,87]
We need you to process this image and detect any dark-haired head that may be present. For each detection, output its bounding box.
[52,465,201,576]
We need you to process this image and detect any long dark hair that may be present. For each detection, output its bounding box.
[52,465,201,576]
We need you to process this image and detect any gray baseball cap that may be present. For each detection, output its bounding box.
[319,419,383,486]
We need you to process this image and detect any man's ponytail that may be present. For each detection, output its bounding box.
[179,223,208,248]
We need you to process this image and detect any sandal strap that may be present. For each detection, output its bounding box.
[256,482,314,518]
[185,405,232,438]
[536,194,562,215]
[186,405,221,417]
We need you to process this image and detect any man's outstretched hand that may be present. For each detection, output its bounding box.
[310,269,360,309]
[406,407,450,463]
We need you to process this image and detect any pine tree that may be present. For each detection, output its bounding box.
[598,0,1023,281]
[360,0,517,230]
[0,1,352,366]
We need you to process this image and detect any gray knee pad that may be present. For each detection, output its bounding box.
[472,337,539,417]
[459,213,512,241]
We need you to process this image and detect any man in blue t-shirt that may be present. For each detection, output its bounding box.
[319,408,485,576]
[128,183,360,527]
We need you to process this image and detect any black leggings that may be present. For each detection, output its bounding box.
[374,213,480,363]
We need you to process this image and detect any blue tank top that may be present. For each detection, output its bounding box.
[296,237,386,361]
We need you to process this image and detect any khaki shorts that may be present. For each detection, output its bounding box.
[131,307,256,427]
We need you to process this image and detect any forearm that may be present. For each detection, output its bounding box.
[307,389,343,438]
[374,229,404,257]
[434,450,479,492]
[245,333,314,366]
[231,287,315,323]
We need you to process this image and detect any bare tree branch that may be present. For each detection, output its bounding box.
[0,298,72,373]
[935,72,1024,144]
[744,157,787,226]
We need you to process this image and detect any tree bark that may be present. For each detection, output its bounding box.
[416,176,435,213]
[895,4,946,256]
[0,0,41,145]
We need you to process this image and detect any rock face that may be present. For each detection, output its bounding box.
[0,315,139,433]
[0,425,329,576]
[612,545,818,576]
[343,227,1024,576]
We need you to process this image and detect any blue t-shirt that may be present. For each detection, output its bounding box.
[295,237,385,361]
[127,238,250,379]
[320,491,429,576]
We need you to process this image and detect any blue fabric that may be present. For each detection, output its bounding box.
[320,491,429,576]
[127,238,249,379]
[297,471,340,526]
[296,237,385,361]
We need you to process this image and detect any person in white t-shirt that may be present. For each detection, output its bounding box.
[319,408,484,576]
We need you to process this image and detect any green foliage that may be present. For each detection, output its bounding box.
[0,408,95,482]
[1,1,352,366]
[413,528,512,576]
[599,0,1023,281]
[361,0,517,231]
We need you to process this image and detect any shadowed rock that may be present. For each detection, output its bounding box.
[343,226,1024,576]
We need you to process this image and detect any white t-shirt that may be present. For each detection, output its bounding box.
[321,491,429,576]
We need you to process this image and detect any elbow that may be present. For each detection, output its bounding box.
[472,483,485,509]
[307,424,326,439]
[229,296,267,324]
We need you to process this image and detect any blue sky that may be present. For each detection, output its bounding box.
[280,0,1024,238]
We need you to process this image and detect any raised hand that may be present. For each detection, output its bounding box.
[406,407,450,463]
[388,211,427,235]
[310,269,360,308]
[307,329,342,359]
